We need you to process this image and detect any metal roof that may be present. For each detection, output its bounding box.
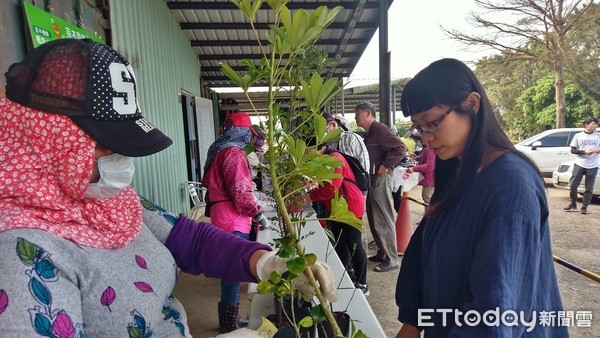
[166,0,393,90]
[216,78,409,115]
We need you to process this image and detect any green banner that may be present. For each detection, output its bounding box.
[22,2,105,48]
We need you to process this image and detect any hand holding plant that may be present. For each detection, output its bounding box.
[224,1,366,336]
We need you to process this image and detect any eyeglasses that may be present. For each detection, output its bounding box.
[413,108,453,134]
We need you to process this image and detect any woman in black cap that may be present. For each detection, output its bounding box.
[0,39,337,337]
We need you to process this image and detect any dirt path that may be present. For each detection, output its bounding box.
[173,181,600,337]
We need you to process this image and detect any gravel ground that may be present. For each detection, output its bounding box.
[174,180,600,337]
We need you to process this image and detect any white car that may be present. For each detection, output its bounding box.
[552,161,600,197]
[515,128,584,177]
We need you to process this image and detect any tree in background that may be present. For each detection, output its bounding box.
[515,76,600,129]
[443,0,594,128]
[565,2,600,102]
[394,119,413,137]
[475,53,544,140]
[476,51,600,140]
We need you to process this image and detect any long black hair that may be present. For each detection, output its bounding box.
[400,58,541,216]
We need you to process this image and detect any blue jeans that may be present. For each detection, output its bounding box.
[220,231,249,305]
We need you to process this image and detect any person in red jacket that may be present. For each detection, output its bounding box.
[308,140,369,296]
[407,130,436,211]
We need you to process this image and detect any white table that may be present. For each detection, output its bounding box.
[247,210,387,337]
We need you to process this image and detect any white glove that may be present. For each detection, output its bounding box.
[213,328,267,338]
[253,212,269,229]
[256,251,339,303]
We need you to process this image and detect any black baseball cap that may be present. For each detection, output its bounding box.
[5,38,172,157]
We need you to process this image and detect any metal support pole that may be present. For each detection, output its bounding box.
[392,84,396,125]
[378,0,391,127]
[341,78,346,116]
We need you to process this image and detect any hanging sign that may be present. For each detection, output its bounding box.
[22,2,105,48]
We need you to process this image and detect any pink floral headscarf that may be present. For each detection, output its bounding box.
[0,97,142,249]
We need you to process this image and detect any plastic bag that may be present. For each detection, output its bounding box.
[392,167,423,193]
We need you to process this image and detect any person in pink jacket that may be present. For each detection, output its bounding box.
[407,131,436,211]
[202,112,269,333]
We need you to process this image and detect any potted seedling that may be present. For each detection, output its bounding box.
[222,1,367,337]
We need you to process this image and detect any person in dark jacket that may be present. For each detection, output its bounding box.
[355,102,407,273]
[395,58,568,338]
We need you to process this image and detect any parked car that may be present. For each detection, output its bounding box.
[515,128,585,177]
[552,161,600,197]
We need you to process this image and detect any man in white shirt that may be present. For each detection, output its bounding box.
[323,112,370,173]
[564,116,600,214]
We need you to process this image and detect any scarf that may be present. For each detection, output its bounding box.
[0,98,142,249]
[203,126,252,174]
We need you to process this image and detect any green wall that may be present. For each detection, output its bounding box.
[110,0,202,213]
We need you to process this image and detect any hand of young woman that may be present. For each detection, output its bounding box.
[395,324,421,338]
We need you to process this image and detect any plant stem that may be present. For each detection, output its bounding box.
[266,109,343,338]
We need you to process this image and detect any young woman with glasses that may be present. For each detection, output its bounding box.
[395,58,568,338]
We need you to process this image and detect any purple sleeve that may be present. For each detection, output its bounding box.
[165,214,272,282]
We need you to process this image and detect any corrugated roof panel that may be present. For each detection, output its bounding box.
[165,0,393,87]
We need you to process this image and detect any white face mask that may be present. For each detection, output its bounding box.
[85,153,135,199]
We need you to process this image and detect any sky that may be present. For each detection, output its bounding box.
[337,0,498,123]
[348,0,495,87]
[242,0,499,125]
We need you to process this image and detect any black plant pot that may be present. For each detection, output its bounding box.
[317,311,351,338]
[269,297,317,338]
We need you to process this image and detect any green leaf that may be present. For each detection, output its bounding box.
[275,283,292,297]
[250,0,264,18]
[297,26,322,47]
[329,191,364,231]
[232,0,264,23]
[17,238,38,266]
[127,327,142,338]
[321,128,342,144]
[290,9,310,48]
[286,257,306,275]
[293,139,307,164]
[300,74,341,113]
[323,6,343,28]
[313,114,327,141]
[309,73,323,109]
[298,315,314,328]
[310,305,327,324]
[269,24,288,45]
[279,246,295,259]
[308,6,327,28]
[220,63,245,88]
[268,270,282,284]
[323,228,335,242]
[266,0,286,13]
[317,78,342,107]
[304,253,317,265]
[280,6,292,38]
[257,280,279,294]
[353,329,368,338]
